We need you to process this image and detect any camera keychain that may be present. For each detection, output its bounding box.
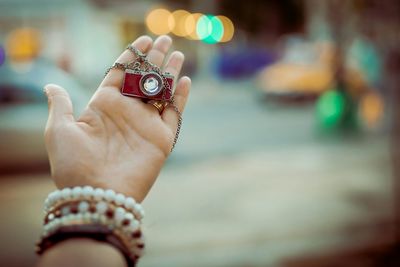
[104,45,183,152]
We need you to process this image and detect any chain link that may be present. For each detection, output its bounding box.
[104,44,183,152]
[104,62,127,77]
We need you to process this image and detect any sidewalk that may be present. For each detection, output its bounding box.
[140,139,393,267]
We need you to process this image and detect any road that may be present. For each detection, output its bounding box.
[0,78,395,267]
[171,78,316,164]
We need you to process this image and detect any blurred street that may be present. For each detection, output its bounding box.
[0,79,394,267]
[173,78,317,163]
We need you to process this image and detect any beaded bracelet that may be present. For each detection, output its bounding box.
[44,187,145,220]
[37,187,145,267]
[37,213,144,258]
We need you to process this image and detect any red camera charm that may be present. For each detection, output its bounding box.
[122,69,173,101]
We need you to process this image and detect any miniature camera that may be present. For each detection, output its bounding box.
[122,69,173,101]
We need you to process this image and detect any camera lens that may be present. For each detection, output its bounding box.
[144,77,159,93]
[140,73,163,96]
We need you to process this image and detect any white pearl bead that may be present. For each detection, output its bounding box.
[126,219,139,233]
[92,213,100,221]
[48,191,57,204]
[48,213,55,221]
[60,216,68,225]
[124,197,136,210]
[132,246,144,256]
[82,212,91,221]
[114,207,125,225]
[47,221,55,230]
[78,201,89,213]
[96,201,108,214]
[71,187,83,198]
[115,193,125,205]
[134,204,145,219]
[54,190,62,203]
[44,198,50,211]
[139,210,145,220]
[99,215,107,224]
[82,186,94,198]
[43,224,50,232]
[124,212,134,221]
[61,188,72,200]
[53,218,60,227]
[104,189,116,202]
[61,206,70,216]
[94,188,105,201]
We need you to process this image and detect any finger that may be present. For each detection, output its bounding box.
[146,35,172,67]
[44,83,74,127]
[162,76,191,131]
[100,35,153,88]
[163,51,185,80]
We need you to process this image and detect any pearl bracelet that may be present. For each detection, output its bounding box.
[38,186,146,266]
[44,186,145,220]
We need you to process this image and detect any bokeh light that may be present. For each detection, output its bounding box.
[145,8,175,35]
[217,15,235,42]
[145,8,234,43]
[316,90,346,128]
[5,28,42,62]
[359,91,384,128]
[0,45,5,66]
[209,16,224,43]
[184,13,203,40]
[196,15,224,44]
[196,15,212,42]
[171,10,191,37]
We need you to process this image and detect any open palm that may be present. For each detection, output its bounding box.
[44,36,190,202]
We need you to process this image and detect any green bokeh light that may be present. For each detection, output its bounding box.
[316,90,346,129]
[196,15,211,42]
[209,16,224,43]
[196,15,224,44]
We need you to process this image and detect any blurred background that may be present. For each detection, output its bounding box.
[0,0,399,266]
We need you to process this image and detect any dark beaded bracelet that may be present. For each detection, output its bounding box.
[36,224,137,267]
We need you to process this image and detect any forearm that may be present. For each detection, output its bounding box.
[37,238,127,267]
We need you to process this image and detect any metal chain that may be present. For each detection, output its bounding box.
[104,62,127,77]
[104,44,183,152]
[169,97,183,151]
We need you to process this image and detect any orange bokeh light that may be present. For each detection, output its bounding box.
[184,13,203,40]
[145,9,175,35]
[217,15,234,42]
[171,10,191,37]
[6,28,42,62]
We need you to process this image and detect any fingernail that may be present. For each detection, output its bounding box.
[174,51,185,59]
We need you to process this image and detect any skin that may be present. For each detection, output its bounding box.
[37,35,191,267]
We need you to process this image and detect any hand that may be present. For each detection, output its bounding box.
[44,35,191,202]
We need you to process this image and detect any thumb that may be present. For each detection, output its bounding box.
[44,84,74,127]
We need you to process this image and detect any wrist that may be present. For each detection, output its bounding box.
[51,163,162,203]
[38,238,127,267]
[37,187,145,267]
